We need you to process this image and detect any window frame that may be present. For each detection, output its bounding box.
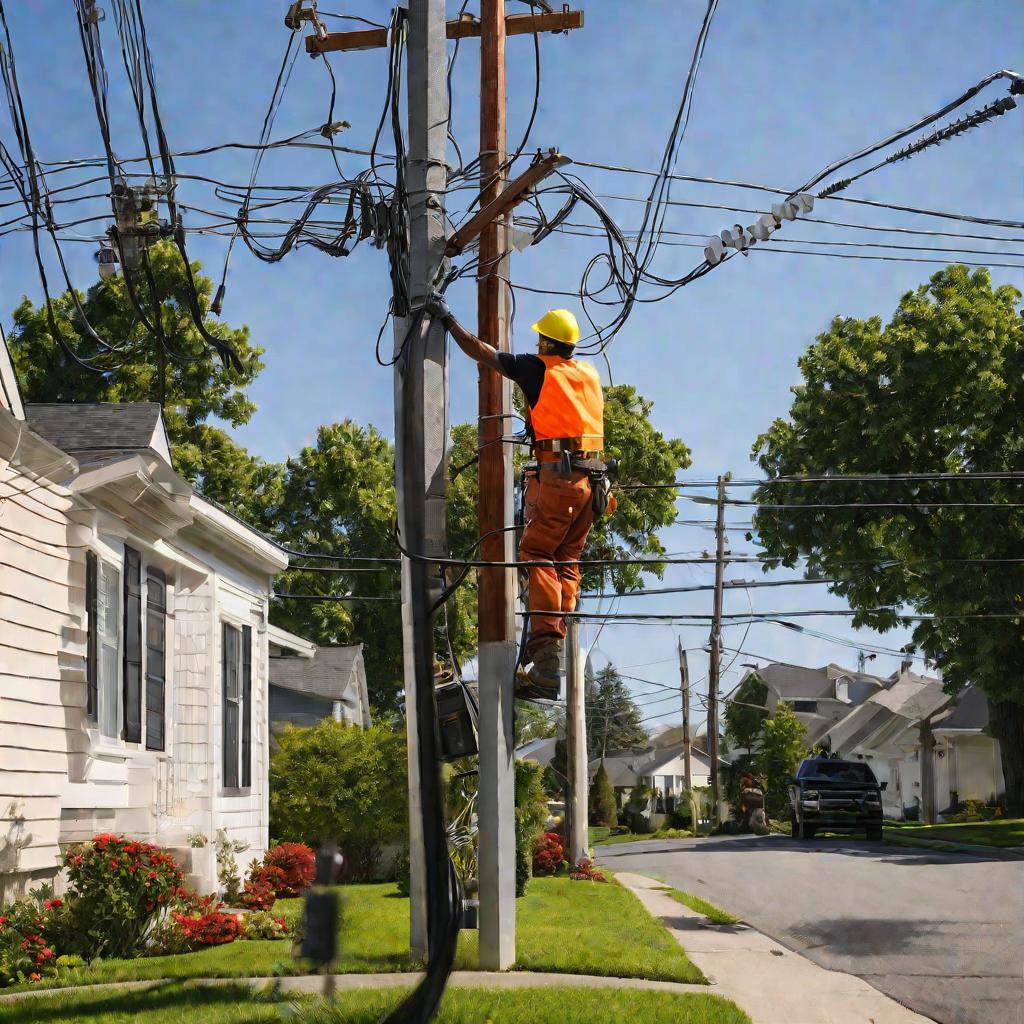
[221,621,253,792]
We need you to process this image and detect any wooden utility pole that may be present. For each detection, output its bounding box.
[475,0,518,972]
[565,615,588,867]
[707,476,727,823]
[678,640,692,795]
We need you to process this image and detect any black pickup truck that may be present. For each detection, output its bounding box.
[787,756,886,841]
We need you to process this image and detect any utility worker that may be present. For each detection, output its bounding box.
[425,294,614,701]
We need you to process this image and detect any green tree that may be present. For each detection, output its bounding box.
[751,266,1023,814]
[269,720,407,881]
[587,664,647,759]
[515,759,550,896]
[589,762,618,827]
[724,672,770,755]
[755,702,807,819]
[7,241,275,518]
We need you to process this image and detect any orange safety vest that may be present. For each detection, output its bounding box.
[530,355,604,449]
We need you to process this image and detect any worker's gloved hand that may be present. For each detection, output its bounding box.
[424,291,453,324]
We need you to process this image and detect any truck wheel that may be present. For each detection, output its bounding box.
[867,825,883,842]
[803,825,816,840]
[790,813,800,838]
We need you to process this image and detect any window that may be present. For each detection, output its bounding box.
[96,560,121,739]
[85,547,169,749]
[792,700,818,714]
[222,624,252,789]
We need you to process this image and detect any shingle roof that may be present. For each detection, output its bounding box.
[935,686,988,731]
[270,646,367,704]
[26,403,170,462]
[759,662,888,700]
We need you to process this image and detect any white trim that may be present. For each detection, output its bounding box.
[267,622,316,658]
[189,494,288,574]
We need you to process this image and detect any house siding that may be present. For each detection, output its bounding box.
[0,456,78,900]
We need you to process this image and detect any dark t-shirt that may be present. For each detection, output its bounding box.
[497,352,546,407]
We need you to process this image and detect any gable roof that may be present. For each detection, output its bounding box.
[934,686,989,732]
[270,645,369,726]
[758,661,888,700]
[26,403,171,465]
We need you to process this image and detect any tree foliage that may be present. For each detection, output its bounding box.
[750,266,1023,812]
[756,702,807,819]
[724,672,770,754]
[269,720,407,881]
[587,664,647,759]
[6,242,273,517]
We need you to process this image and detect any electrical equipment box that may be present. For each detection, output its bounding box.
[435,682,478,761]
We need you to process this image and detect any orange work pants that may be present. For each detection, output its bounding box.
[519,469,594,657]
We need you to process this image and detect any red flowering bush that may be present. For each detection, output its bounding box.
[262,843,315,898]
[531,832,565,875]
[172,910,242,947]
[242,863,287,911]
[62,834,184,959]
[0,892,59,987]
[569,858,606,883]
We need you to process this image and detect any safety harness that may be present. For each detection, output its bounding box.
[526,437,616,519]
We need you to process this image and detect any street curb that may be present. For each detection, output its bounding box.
[882,831,1024,860]
[0,971,713,1004]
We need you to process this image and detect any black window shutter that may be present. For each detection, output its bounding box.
[222,623,239,788]
[241,625,252,788]
[145,568,167,751]
[122,546,143,743]
[85,551,98,721]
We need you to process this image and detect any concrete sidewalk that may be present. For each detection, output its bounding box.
[617,872,933,1024]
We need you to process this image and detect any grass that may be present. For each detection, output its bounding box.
[10,876,704,992]
[656,887,738,927]
[590,826,694,846]
[0,981,750,1024]
[884,818,1024,848]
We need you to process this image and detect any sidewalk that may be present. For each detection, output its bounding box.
[617,872,932,1024]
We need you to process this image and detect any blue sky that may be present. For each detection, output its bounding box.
[2,1,1022,733]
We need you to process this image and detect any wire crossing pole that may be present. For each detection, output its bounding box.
[678,640,692,795]
[565,615,588,867]
[707,475,727,824]
[477,0,517,972]
[396,0,451,962]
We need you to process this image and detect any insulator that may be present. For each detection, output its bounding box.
[817,178,852,198]
[889,96,1016,164]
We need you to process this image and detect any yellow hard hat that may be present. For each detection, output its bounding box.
[531,308,580,347]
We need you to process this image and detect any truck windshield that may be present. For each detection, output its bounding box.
[798,761,877,784]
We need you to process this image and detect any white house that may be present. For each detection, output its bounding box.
[0,346,310,897]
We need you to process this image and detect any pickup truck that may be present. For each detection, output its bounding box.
[787,756,885,841]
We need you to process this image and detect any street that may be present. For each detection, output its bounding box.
[598,835,1024,1024]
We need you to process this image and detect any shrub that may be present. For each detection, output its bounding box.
[569,857,606,882]
[0,891,61,986]
[243,911,289,941]
[172,910,243,947]
[243,862,288,911]
[532,832,564,875]
[215,829,248,904]
[589,763,617,828]
[146,918,192,957]
[264,843,316,898]
[515,760,549,898]
[62,834,184,960]
[270,722,407,881]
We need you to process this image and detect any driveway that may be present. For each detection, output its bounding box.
[597,834,1024,1024]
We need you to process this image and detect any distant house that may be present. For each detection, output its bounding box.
[822,673,1004,822]
[269,631,370,736]
[751,661,891,747]
[0,352,314,898]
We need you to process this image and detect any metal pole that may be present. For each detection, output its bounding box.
[678,640,692,795]
[565,615,588,866]
[476,0,516,971]
[397,0,451,962]
[707,476,726,823]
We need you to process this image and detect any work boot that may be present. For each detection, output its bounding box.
[515,641,562,702]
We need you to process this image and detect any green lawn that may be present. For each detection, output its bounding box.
[11,877,703,992]
[590,827,694,846]
[0,981,749,1024]
[885,818,1024,848]
[658,887,738,926]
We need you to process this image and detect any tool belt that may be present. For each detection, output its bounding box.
[527,437,614,519]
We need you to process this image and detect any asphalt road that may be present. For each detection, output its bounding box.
[598,834,1024,1024]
